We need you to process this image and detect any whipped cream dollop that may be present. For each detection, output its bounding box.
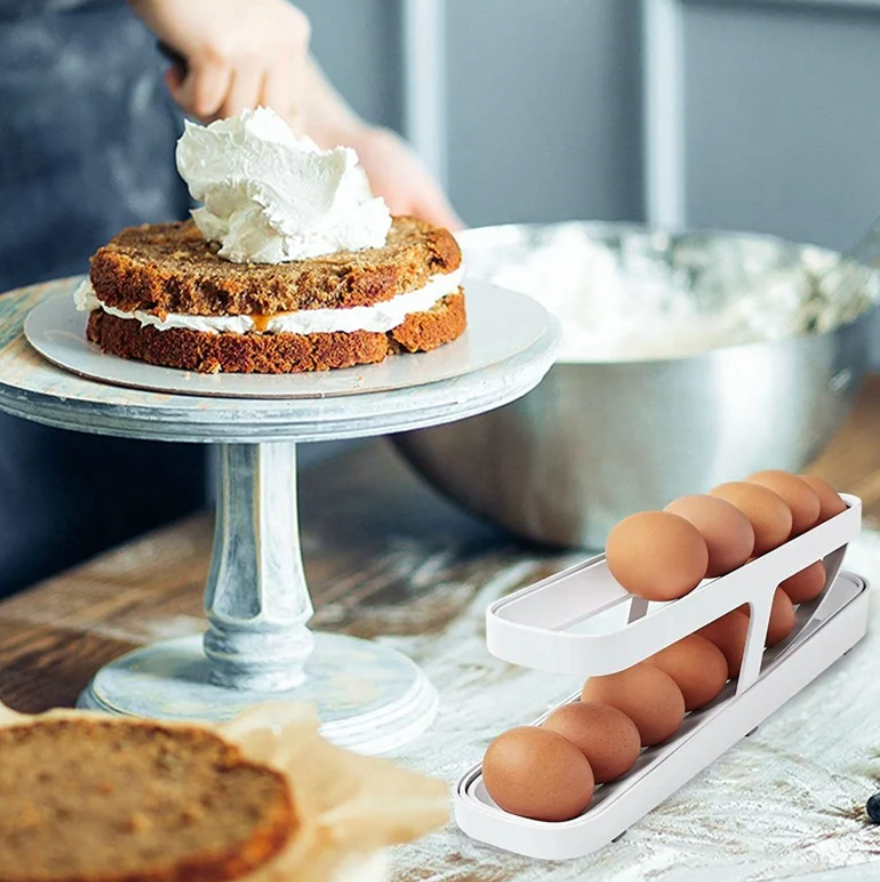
[176,107,392,264]
[74,269,463,335]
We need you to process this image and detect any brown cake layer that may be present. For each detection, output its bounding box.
[86,290,466,374]
[89,216,461,316]
[0,717,295,882]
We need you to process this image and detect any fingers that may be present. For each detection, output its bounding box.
[167,60,287,122]
[382,185,464,232]
[168,58,231,120]
[353,128,464,230]
[144,0,313,122]
[167,59,265,122]
[413,187,465,231]
[219,63,264,119]
[260,58,302,128]
[432,199,466,232]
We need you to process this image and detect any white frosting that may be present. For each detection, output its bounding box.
[74,268,463,336]
[74,278,99,312]
[175,107,392,264]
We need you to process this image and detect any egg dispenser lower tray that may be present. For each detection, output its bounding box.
[455,494,868,860]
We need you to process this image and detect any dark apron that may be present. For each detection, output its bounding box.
[0,0,205,596]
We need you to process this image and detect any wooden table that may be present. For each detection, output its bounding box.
[3,377,880,881]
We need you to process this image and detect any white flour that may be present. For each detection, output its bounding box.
[461,224,878,363]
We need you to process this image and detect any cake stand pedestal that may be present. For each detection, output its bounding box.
[0,277,559,754]
[79,441,444,754]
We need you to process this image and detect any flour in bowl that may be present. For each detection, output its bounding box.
[460,223,877,363]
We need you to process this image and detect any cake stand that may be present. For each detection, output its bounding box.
[0,277,559,754]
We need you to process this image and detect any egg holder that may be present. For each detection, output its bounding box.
[454,493,868,860]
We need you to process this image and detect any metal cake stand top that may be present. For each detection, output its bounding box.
[0,277,560,444]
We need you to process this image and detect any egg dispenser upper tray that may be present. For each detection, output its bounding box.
[455,494,868,860]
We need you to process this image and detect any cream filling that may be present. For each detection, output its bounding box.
[74,267,463,336]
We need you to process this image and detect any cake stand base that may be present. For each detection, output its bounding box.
[77,632,438,756]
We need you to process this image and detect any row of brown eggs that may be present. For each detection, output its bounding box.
[482,471,846,823]
[482,645,714,822]
[605,470,845,602]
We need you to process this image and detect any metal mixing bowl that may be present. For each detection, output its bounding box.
[393,222,877,549]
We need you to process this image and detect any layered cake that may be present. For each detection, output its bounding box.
[76,108,465,374]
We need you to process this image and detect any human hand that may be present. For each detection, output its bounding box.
[348,128,463,231]
[129,2,461,230]
[128,0,310,121]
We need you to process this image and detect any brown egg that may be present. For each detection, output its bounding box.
[647,634,729,711]
[742,588,795,646]
[698,610,751,677]
[708,482,793,555]
[767,589,796,645]
[543,702,641,784]
[781,560,827,604]
[581,663,685,747]
[664,495,755,577]
[605,512,709,601]
[747,470,820,536]
[798,475,846,523]
[482,727,594,821]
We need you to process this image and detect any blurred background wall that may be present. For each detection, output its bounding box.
[299,0,880,253]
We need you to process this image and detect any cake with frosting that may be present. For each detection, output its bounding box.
[76,108,466,374]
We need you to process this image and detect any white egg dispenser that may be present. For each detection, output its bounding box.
[454,494,868,860]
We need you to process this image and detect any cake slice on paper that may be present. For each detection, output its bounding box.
[0,700,447,882]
